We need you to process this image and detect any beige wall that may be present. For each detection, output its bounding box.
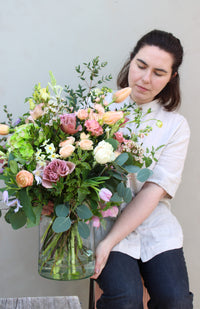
[0,1,199,308]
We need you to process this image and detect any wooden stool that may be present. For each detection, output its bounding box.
[0,296,82,309]
[89,279,150,309]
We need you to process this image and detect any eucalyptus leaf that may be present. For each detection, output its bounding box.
[110,172,126,181]
[78,221,90,239]
[124,188,132,203]
[123,165,140,174]
[55,203,69,217]
[110,192,123,202]
[117,183,125,197]
[52,216,71,233]
[105,138,119,151]
[137,168,153,182]
[76,204,93,220]
[114,153,129,166]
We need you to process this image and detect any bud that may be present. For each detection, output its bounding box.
[156,120,163,128]
[0,124,9,135]
[112,87,132,103]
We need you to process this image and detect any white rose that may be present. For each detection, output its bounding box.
[94,141,115,164]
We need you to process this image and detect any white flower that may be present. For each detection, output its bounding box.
[45,143,55,154]
[42,139,50,147]
[94,141,115,164]
[48,153,60,161]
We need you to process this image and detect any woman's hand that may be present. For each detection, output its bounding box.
[90,238,112,279]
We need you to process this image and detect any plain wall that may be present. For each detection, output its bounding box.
[0,1,199,308]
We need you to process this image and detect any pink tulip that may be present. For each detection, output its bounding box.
[99,188,112,202]
[91,216,101,228]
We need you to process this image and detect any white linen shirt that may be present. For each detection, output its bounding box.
[108,96,190,262]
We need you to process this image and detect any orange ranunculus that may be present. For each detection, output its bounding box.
[112,87,132,103]
[0,124,9,135]
[103,111,124,125]
[16,170,34,188]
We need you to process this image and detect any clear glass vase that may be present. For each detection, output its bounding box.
[38,215,95,281]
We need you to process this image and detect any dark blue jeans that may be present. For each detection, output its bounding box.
[96,249,193,309]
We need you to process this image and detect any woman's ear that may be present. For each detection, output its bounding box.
[172,71,177,79]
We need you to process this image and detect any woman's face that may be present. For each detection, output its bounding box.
[128,45,174,104]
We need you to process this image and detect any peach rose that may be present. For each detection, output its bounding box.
[94,103,105,115]
[103,111,124,125]
[16,170,34,188]
[77,109,89,120]
[112,87,132,103]
[80,132,90,140]
[88,110,101,121]
[79,139,93,150]
[59,137,75,147]
[0,124,9,135]
[59,144,75,158]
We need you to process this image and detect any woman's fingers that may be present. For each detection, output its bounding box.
[90,240,110,279]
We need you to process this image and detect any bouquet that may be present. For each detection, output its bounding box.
[0,57,160,280]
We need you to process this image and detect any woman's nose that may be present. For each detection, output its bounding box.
[142,70,151,83]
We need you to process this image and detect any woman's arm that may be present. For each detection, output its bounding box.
[91,181,166,279]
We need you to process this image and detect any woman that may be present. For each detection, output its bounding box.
[91,30,193,308]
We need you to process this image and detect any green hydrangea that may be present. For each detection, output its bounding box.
[7,124,35,161]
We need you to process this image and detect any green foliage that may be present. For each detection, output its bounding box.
[55,203,70,217]
[136,168,153,182]
[52,216,71,233]
[78,221,90,239]
[76,204,93,220]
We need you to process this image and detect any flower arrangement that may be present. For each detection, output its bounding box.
[0,57,161,280]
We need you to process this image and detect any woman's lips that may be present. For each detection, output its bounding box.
[136,85,150,92]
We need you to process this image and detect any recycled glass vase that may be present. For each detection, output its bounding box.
[38,215,95,281]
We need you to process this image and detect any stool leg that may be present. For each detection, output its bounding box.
[88,279,95,309]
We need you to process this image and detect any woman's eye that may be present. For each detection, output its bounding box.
[154,71,163,77]
[138,65,146,70]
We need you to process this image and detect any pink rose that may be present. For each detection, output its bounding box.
[60,114,82,135]
[85,119,103,136]
[42,159,76,188]
[99,188,112,202]
[101,206,119,218]
[114,131,124,143]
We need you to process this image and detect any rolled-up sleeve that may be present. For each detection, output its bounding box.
[147,117,190,198]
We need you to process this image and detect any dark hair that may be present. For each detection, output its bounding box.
[117,29,184,111]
